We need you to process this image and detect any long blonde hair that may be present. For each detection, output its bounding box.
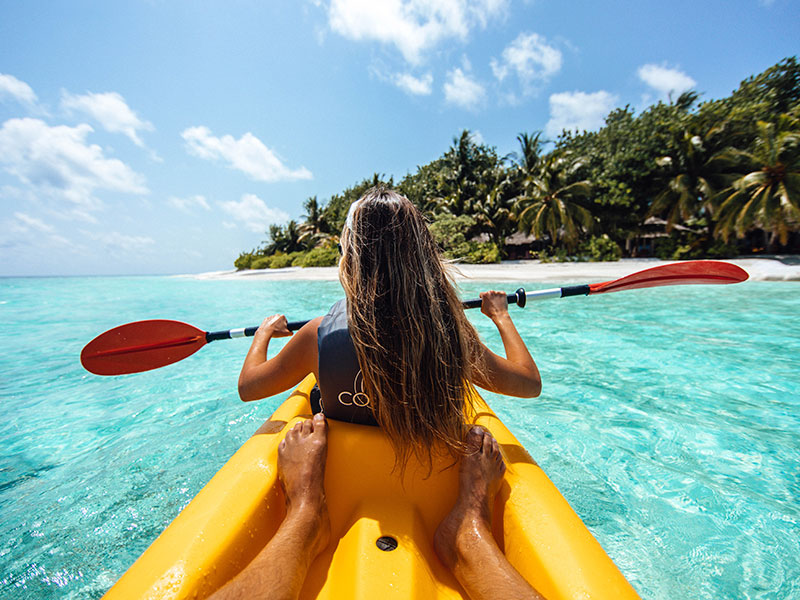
[338,186,482,473]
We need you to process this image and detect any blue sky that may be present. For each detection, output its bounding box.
[0,0,797,276]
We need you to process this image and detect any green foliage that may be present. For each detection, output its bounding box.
[397,158,448,213]
[234,58,800,269]
[399,130,501,218]
[269,252,296,268]
[464,242,501,263]
[248,247,339,269]
[298,196,336,248]
[714,117,800,248]
[250,255,271,269]
[298,245,340,267]
[437,130,501,217]
[424,213,500,262]
[653,236,679,260]
[705,238,740,258]
[264,220,306,254]
[234,252,255,270]
[584,234,622,261]
[653,231,738,260]
[428,213,476,255]
[514,151,594,251]
[537,248,571,263]
[556,102,689,236]
[654,236,708,261]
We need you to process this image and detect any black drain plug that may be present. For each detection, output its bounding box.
[376,536,398,551]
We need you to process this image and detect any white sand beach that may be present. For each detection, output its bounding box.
[184,257,800,283]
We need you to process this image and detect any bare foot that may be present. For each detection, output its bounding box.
[434,426,506,570]
[277,413,331,556]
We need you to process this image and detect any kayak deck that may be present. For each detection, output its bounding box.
[103,375,639,599]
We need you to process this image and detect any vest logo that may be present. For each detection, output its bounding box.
[339,370,370,407]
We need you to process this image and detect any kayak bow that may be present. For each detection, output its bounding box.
[102,376,640,600]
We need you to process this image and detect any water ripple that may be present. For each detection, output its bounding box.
[1,277,799,599]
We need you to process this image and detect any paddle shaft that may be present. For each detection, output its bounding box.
[80,261,748,376]
[203,273,716,343]
[205,288,528,343]
[464,284,591,305]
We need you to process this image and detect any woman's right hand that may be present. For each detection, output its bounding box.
[256,314,293,339]
[473,291,541,398]
[480,290,510,321]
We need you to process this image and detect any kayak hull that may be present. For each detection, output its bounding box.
[103,375,639,599]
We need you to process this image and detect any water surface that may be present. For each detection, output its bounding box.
[0,275,798,599]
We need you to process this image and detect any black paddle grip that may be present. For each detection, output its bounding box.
[560,284,591,297]
[206,330,229,342]
[207,321,308,342]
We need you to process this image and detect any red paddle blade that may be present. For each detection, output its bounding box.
[81,320,207,376]
[589,260,749,295]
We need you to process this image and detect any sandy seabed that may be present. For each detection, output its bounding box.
[182,258,800,284]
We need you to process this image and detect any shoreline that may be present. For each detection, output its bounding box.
[181,257,800,283]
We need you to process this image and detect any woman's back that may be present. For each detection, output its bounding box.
[237,186,541,472]
[337,187,484,468]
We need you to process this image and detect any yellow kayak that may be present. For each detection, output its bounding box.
[103,375,639,599]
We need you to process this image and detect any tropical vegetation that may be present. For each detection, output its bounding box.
[235,57,800,269]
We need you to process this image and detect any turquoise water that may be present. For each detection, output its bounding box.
[0,275,798,599]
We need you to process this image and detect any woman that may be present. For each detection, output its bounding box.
[227,187,544,600]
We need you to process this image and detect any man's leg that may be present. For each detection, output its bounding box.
[211,413,331,600]
[434,426,546,600]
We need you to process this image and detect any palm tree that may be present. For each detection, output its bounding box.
[439,130,497,216]
[514,152,593,251]
[513,132,544,177]
[298,196,333,247]
[648,125,731,231]
[509,131,545,207]
[265,220,305,254]
[472,167,516,253]
[714,117,800,248]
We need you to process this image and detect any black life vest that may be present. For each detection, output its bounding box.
[314,299,378,426]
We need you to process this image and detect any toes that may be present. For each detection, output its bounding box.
[312,413,328,431]
[283,420,307,447]
[301,418,313,435]
[466,426,485,452]
[312,413,328,437]
[481,429,494,455]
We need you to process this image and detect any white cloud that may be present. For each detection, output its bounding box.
[12,212,55,234]
[61,91,154,148]
[637,64,696,100]
[83,230,156,254]
[394,72,433,95]
[168,194,211,212]
[545,90,618,138]
[220,194,290,233]
[0,73,38,106]
[327,0,507,64]
[444,67,486,110]
[0,118,148,218]
[182,126,312,183]
[490,32,562,94]
[1,212,72,252]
